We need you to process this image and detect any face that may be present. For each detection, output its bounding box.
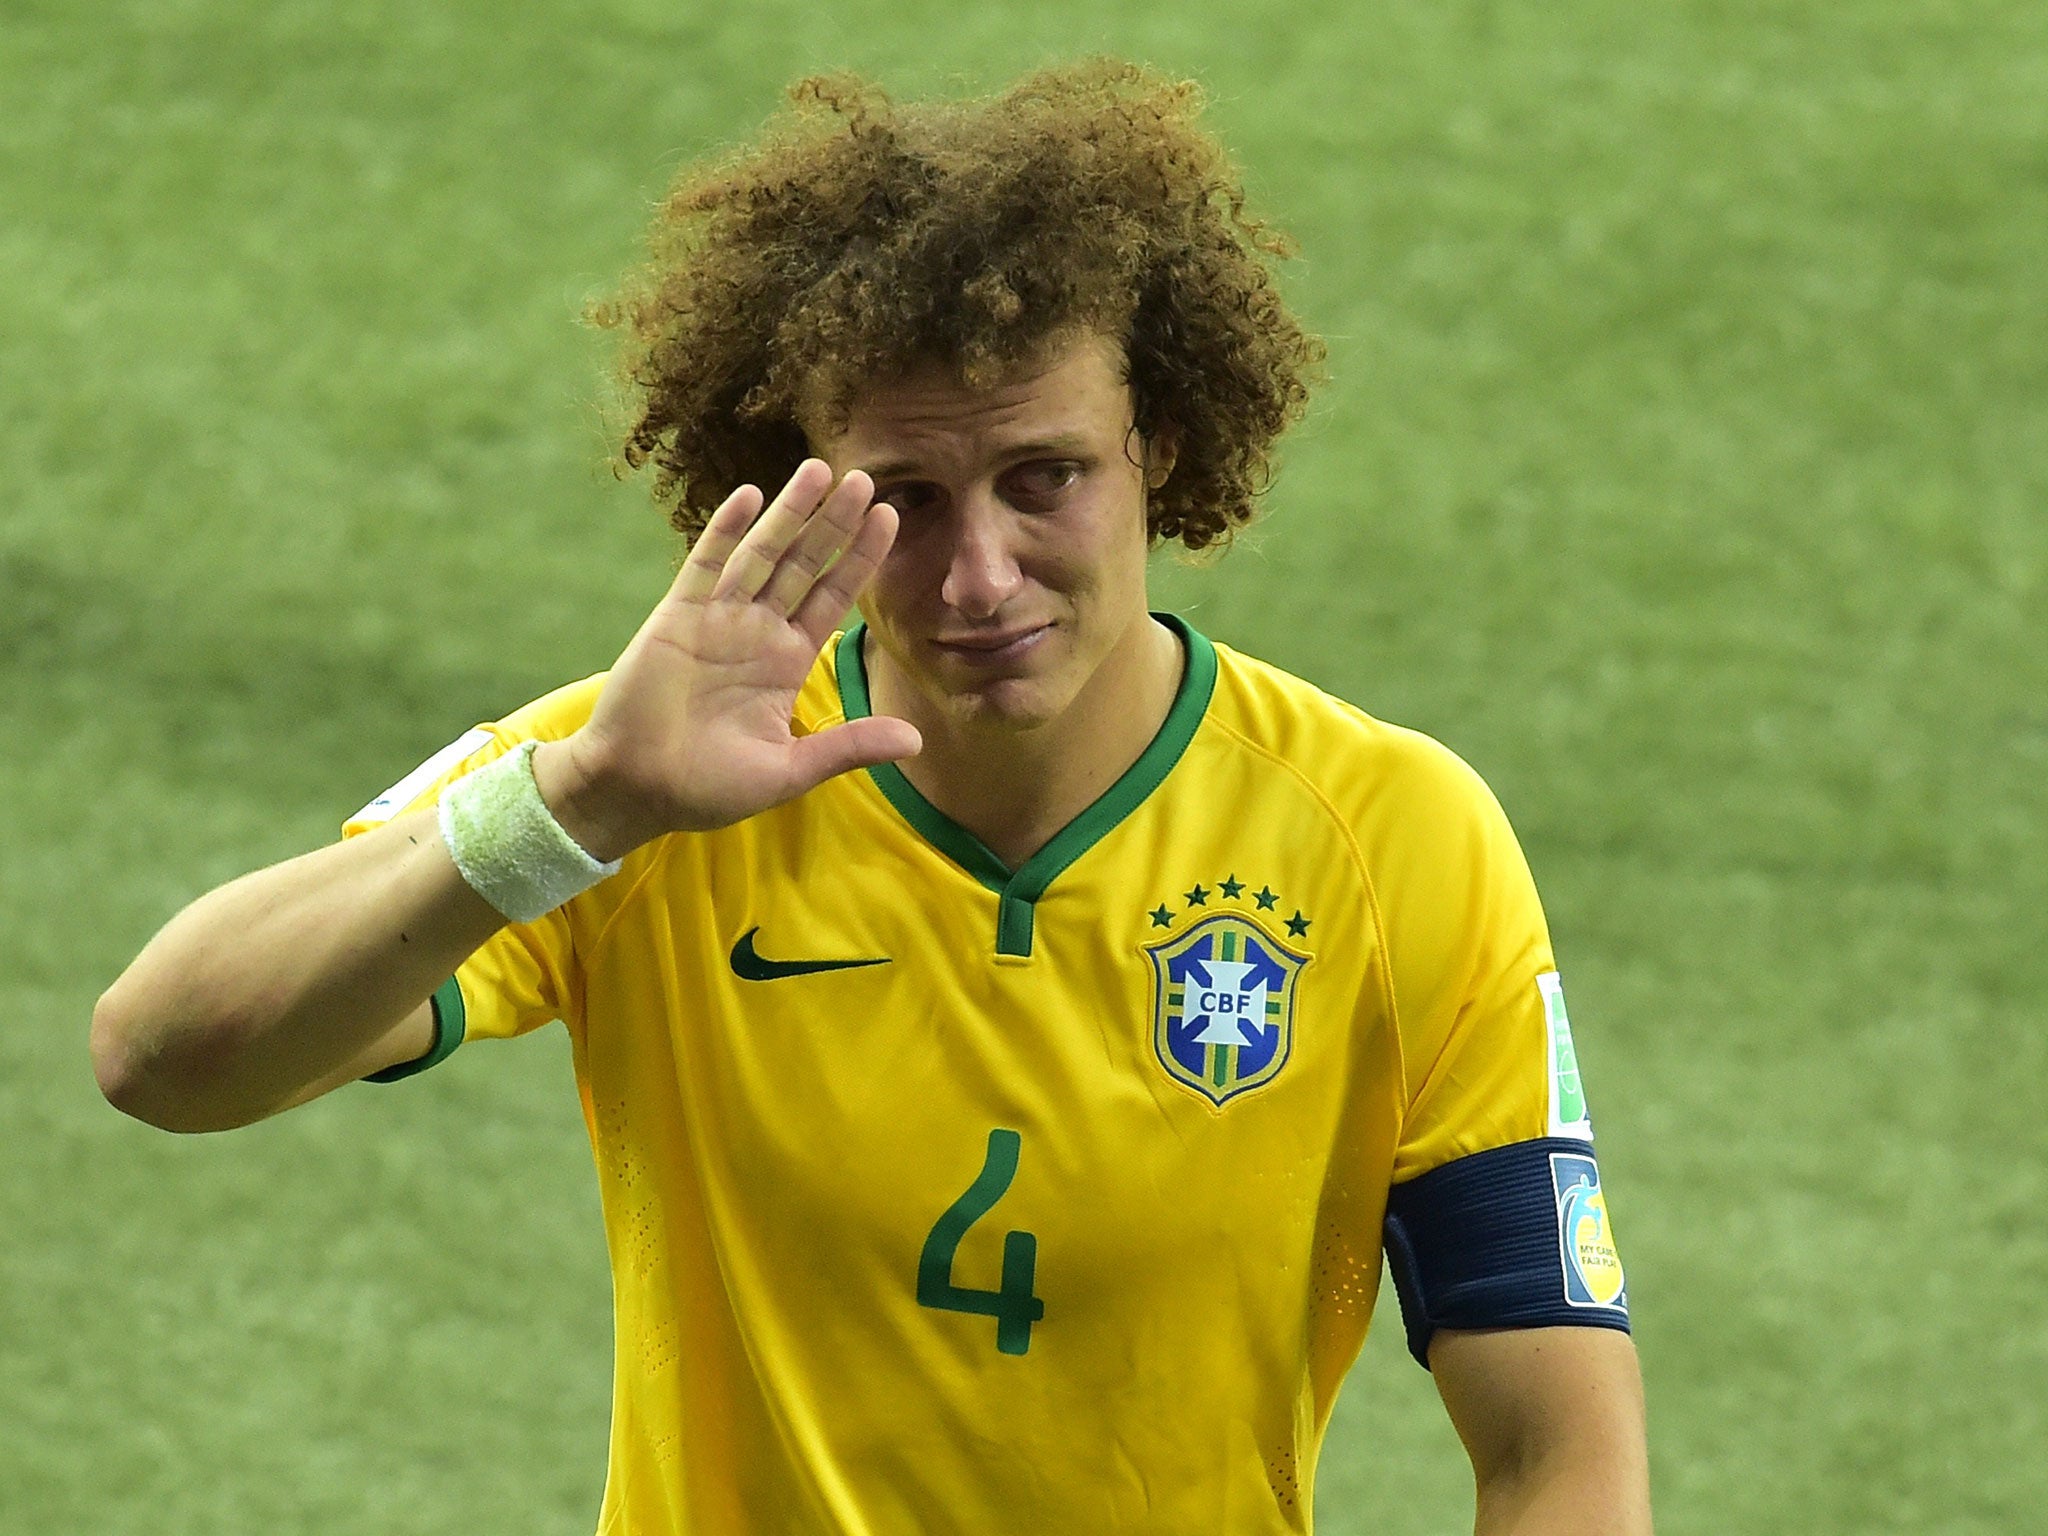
[810,331,1171,734]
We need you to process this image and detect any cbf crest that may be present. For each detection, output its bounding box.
[1147,913,1308,1106]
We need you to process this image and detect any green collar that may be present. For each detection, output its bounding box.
[836,614,1218,957]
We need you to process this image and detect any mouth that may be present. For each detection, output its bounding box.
[929,623,1053,667]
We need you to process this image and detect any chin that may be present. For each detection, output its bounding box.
[938,673,1071,733]
[912,642,1095,730]
[910,630,1079,730]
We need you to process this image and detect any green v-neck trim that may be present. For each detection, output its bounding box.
[836,614,1217,958]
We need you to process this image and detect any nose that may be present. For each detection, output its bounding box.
[939,492,1024,619]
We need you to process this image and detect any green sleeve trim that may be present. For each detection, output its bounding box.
[364,975,468,1083]
[836,616,1217,957]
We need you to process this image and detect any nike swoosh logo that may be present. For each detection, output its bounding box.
[728,926,892,981]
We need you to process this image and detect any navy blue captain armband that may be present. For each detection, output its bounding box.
[364,976,468,1084]
[1382,1138,1631,1368]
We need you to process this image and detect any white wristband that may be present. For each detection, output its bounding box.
[438,741,621,923]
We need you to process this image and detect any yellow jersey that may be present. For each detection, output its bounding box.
[346,617,1626,1534]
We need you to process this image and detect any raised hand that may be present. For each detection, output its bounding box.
[531,459,921,861]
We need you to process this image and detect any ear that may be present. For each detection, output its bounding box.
[1143,422,1180,489]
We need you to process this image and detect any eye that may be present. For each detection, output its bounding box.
[1002,460,1083,508]
[874,481,942,517]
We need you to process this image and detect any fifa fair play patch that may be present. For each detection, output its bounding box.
[1551,1151,1627,1310]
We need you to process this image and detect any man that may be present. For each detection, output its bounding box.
[93,61,1651,1534]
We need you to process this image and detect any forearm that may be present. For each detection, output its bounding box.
[91,463,914,1134]
[91,809,504,1132]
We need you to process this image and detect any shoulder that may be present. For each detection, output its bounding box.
[1199,640,1541,975]
[1203,640,1507,842]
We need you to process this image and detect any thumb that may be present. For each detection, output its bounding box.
[786,715,923,791]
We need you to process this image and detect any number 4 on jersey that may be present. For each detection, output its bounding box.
[917,1128,1045,1356]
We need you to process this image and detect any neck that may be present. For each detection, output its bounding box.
[866,614,1183,871]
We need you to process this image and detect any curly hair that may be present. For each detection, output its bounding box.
[594,59,1324,550]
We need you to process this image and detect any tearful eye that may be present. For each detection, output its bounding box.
[1005,460,1082,505]
[876,482,940,517]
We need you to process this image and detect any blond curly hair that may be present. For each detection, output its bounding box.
[595,59,1324,550]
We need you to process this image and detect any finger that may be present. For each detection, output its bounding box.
[756,469,874,618]
[711,458,835,602]
[672,483,765,602]
[791,498,898,647]
[786,714,923,792]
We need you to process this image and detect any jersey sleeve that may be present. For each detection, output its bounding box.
[1375,738,1557,1178]
[1362,731,1628,1364]
[340,681,605,1069]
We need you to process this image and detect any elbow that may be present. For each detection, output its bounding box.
[90,984,249,1134]
[89,984,153,1119]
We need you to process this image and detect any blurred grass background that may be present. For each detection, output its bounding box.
[4,1,2043,1531]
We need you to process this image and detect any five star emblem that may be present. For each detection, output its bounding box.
[1147,878,1311,943]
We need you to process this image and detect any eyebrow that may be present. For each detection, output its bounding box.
[859,433,1096,481]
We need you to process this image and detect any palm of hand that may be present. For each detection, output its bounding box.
[559,462,921,853]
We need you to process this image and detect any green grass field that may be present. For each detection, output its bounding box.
[5,2,2044,1531]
